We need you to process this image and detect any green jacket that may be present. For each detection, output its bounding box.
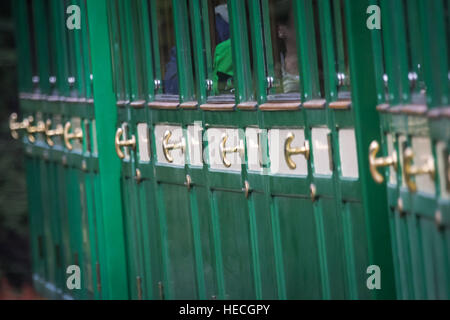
[213,39,234,95]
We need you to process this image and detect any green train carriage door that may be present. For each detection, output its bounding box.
[107,0,149,300]
[258,0,323,300]
[108,0,200,300]
[192,0,261,300]
[369,0,450,299]
[144,0,200,300]
[249,0,397,299]
[256,0,362,299]
[12,0,99,299]
[64,0,101,300]
[48,0,100,300]
[11,0,48,294]
[24,0,66,298]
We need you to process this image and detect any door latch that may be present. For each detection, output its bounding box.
[369,140,397,184]
[9,113,32,140]
[162,130,186,163]
[45,119,64,147]
[284,132,310,170]
[220,134,244,168]
[403,147,435,193]
[114,127,136,159]
[64,121,84,150]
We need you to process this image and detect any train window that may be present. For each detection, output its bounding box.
[26,0,56,95]
[377,0,425,105]
[108,0,149,103]
[81,0,94,100]
[61,0,93,99]
[373,0,449,108]
[264,0,300,99]
[370,2,387,104]
[195,0,235,101]
[46,0,58,95]
[129,0,148,102]
[110,0,194,104]
[402,0,426,100]
[108,0,128,103]
[260,0,328,102]
[444,0,450,99]
[65,0,77,96]
[49,0,73,96]
[26,0,38,92]
[148,0,179,98]
[330,0,350,99]
[189,0,257,105]
[210,0,232,96]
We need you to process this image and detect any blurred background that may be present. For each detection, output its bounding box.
[0,0,40,299]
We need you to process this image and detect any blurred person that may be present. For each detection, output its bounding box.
[274,0,300,93]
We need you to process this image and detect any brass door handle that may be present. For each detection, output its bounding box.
[369,140,398,184]
[220,133,244,168]
[45,119,64,147]
[162,130,186,163]
[403,147,435,192]
[9,113,32,139]
[26,119,46,144]
[64,122,83,150]
[284,132,310,170]
[115,127,136,159]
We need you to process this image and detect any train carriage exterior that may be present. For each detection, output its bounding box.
[8,0,450,300]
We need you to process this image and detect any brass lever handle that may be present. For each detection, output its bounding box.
[9,113,32,139]
[284,132,310,170]
[26,119,46,144]
[45,119,64,147]
[162,130,186,163]
[220,133,244,168]
[64,122,83,150]
[369,140,398,184]
[403,147,435,192]
[115,127,136,159]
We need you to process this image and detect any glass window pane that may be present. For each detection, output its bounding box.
[267,0,300,96]
[129,0,146,101]
[445,0,450,93]
[330,0,350,97]
[403,0,426,99]
[311,0,325,98]
[26,0,38,85]
[109,0,127,102]
[150,0,179,97]
[203,0,234,98]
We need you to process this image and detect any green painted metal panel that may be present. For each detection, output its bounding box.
[345,0,397,300]
[87,0,129,299]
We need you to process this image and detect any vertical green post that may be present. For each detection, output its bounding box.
[86,0,128,299]
[345,0,396,299]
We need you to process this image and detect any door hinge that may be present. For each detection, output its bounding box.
[444,148,450,192]
[74,252,79,266]
[327,133,335,172]
[55,244,61,268]
[158,281,165,300]
[136,276,143,300]
[96,262,102,293]
[38,235,44,258]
